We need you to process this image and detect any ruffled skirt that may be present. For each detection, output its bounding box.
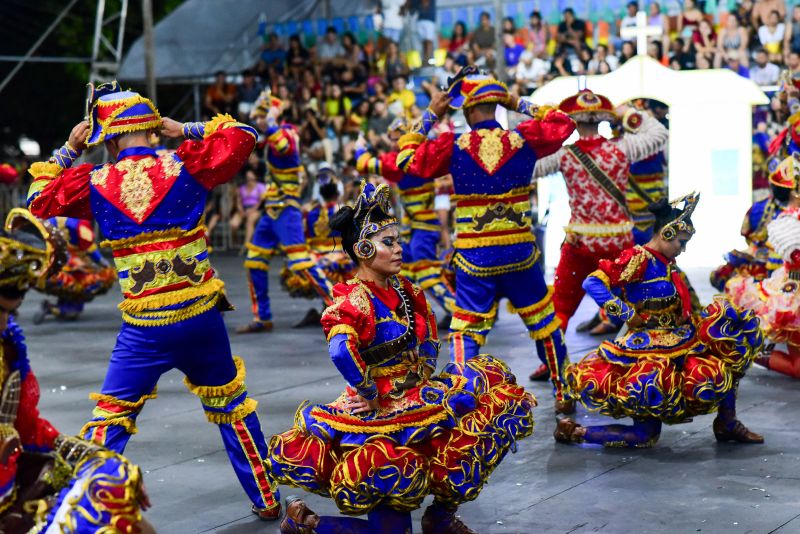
[566,297,763,424]
[41,255,116,303]
[267,354,534,515]
[728,267,800,346]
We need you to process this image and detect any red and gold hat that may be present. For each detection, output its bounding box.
[558,89,616,123]
[446,66,509,110]
[768,155,800,190]
[85,81,162,147]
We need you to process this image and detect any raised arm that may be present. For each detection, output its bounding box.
[616,109,668,163]
[582,247,650,323]
[396,92,456,179]
[509,98,573,178]
[355,144,403,183]
[172,114,258,190]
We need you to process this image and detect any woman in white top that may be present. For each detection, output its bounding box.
[759,9,786,62]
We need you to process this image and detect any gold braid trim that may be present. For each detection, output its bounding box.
[244,260,270,271]
[80,417,137,436]
[204,113,237,138]
[452,250,538,277]
[327,324,359,342]
[203,397,258,424]
[185,356,246,397]
[588,269,612,288]
[29,161,64,179]
[527,319,561,340]
[245,242,276,256]
[121,292,223,327]
[117,278,225,313]
[620,247,651,282]
[398,132,427,147]
[310,406,449,434]
[89,390,158,408]
[100,225,207,249]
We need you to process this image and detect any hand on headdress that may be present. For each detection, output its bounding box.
[159,117,184,139]
[68,121,90,152]
[429,90,453,117]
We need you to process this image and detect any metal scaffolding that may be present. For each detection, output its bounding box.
[89,0,130,83]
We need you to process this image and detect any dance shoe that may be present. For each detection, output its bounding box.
[252,502,281,521]
[713,418,764,444]
[528,363,549,382]
[236,320,274,334]
[554,418,584,444]
[279,496,320,533]
[421,502,477,534]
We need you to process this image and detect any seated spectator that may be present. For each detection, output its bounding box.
[724,50,751,78]
[427,54,460,89]
[236,69,263,120]
[556,8,586,55]
[287,35,312,80]
[504,31,527,80]
[341,32,367,68]
[547,49,574,80]
[758,10,786,63]
[448,21,470,63]
[470,11,496,64]
[515,51,549,92]
[381,41,410,81]
[787,50,800,74]
[596,60,612,74]
[752,0,786,29]
[414,0,437,64]
[588,44,618,73]
[204,71,237,118]
[386,75,416,117]
[381,0,406,44]
[323,83,352,134]
[785,6,800,60]
[366,100,394,150]
[693,19,717,66]
[502,16,525,44]
[230,169,266,247]
[317,26,346,67]
[750,48,781,86]
[573,45,593,74]
[648,2,669,47]
[619,40,636,65]
[647,41,667,66]
[526,11,549,60]
[714,14,749,68]
[677,0,704,50]
[344,99,370,137]
[260,33,286,74]
[340,66,367,103]
[669,37,695,69]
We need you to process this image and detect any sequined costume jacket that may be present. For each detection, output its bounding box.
[396,109,575,277]
[534,114,668,253]
[26,115,257,325]
[567,246,762,422]
[356,149,440,232]
[263,118,304,213]
[267,276,534,514]
[305,200,341,255]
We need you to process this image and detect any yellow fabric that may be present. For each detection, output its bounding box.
[185,356,246,397]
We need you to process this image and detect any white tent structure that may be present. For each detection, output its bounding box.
[528,55,769,267]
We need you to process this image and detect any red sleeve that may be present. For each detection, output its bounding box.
[27,162,94,220]
[320,282,376,346]
[396,132,455,179]
[16,372,59,452]
[378,152,403,183]
[515,109,575,159]
[597,247,650,287]
[176,124,256,190]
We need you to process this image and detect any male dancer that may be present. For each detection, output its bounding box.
[27,82,281,519]
[239,91,333,332]
[397,67,577,413]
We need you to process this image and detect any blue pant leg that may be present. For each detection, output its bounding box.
[176,309,280,511]
[276,207,333,303]
[410,229,455,313]
[497,264,571,401]
[245,214,280,322]
[82,322,173,452]
[448,269,498,368]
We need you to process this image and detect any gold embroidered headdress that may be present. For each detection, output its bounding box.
[352,182,397,259]
[0,209,67,290]
[660,192,700,241]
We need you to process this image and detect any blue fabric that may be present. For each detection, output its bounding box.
[251,206,306,252]
[407,228,439,262]
[247,268,272,321]
[583,417,663,447]
[5,316,29,381]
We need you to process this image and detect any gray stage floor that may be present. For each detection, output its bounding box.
[24,256,800,534]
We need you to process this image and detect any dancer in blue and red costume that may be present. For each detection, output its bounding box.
[556,194,764,447]
[395,66,577,414]
[268,183,534,534]
[239,90,333,333]
[0,209,151,533]
[305,169,355,286]
[26,82,282,519]
[355,119,456,319]
[33,216,116,323]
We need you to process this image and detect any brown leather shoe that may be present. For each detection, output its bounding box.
[529,363,549,381]
[554,417,584,444]
[279,497,320,533]
[554,398,576,415]
[252,502,281,521]
[713,417,764,444]
[237,320,274,334]
[421,503,476,534]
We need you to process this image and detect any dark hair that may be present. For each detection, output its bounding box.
[0,285,26,300]
[215,70,226,77]
[530,10,541,19]
[480,11,490,19]
[771,182,792,202]
[563,7,575,16]
[329,191,394,262]
[627,1,638,8]
[319,181,340,201]
[327,26,337,34]
[453,21,467,37]
[649,198,691,234]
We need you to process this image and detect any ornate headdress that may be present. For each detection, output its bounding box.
[0,209,67,291]
[85,81,162,147]
[446,66,509,110]
[558,89,616,123]
[660,192,700,241]
[250,88,283,119]
[768,155,800,191]
[351,182,397,260]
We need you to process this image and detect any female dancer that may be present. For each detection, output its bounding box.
[268,183,535,533]
[728,157,800,377]
[557,195,764,447]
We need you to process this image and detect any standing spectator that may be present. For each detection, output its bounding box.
[556,8,586,55]
[470,11,496,64]
[236,69,263,120]
[448,21,469,62]
[616,1,639,50]
[317,27,346,68]
[515,51,549,91]
[286,35,311,80]
[381,0,406,44]
[386,75,416,116]
[526,11,550,60]
[503,31,526,79]
[714,14,749,67]
[750,47,781,86]
[724,50,751,78]
[259,33,286,75]
[758,10,786,63]
[752,0,786,29]
[677,0,704,50]
[693,19,717,66]
[204,71,237,117]
[414,0,437,64]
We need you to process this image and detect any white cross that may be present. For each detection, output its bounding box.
[620,11,663,56]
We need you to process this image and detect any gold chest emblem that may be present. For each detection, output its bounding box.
[457,130,524,175]
[116,158,157,223]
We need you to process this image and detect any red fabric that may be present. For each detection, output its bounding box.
[516,110,575,158]
[458,130,526,175]
[401,132,455,179]
[554,241,624,326]
[29,163,94,220]
[597,246,650,287]
[321,282,376,346]
[0,163,18,184]
[378,151,403,183]
[16,372,59,451]
[177,126,256,190]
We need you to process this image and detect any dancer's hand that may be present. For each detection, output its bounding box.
[68,120,90,152]
[346,395,380,414]
[160,117,184,139]
[429,90,452,117]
